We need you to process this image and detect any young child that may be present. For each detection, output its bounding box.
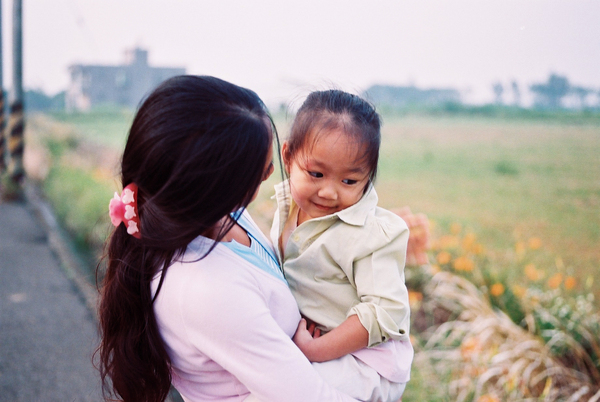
[271,90,413,402]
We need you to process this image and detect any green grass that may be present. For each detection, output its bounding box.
[43,164,113,250]
[49,109,134,149]
[370,115,600,300]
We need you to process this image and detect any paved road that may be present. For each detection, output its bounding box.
[0,194,103,401]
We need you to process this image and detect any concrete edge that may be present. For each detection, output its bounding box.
[24,182,99,322]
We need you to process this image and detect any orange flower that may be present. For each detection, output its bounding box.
[409,334,418,346]
[513,284,526,298]
[515,241,526,256]
[437,251,452,265]
[439,235,459,249]
[450,222,462,235]
[408,290,423,306]
[525,263,543,281]
[461,233,476,251]
[528,237,542,250]
[564,276,576,290]
[472,243,485,255]
[461,337,481,358]
[548,273,563,289]
[453,256,475,272]
[477,394,500,402]
[490,283,505,297]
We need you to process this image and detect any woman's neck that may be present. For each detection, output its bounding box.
[208,215,251,247]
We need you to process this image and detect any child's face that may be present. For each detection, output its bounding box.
[283,129,370,222]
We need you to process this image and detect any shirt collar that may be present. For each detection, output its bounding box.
[274,180,378,227]
[336,185,378,226]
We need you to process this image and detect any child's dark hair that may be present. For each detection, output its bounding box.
[285,89,381,184]
[97,75,276,402]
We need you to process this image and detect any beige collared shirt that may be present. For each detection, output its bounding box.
[270,180,411,347]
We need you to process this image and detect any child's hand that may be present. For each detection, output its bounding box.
[392,206,431,266]
[293,319,321,361]
[304,317,322,338]
[293,315,368,363]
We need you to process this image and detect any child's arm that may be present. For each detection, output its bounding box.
[344,211,412,348]
[293,315,368,363]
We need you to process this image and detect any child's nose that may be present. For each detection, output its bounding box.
[317,184,337,200]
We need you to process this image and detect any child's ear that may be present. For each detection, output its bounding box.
[281,141,291,172]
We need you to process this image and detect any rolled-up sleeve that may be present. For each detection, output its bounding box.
[346,217,411,347]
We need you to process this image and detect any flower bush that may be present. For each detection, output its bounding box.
[405,222,600,401]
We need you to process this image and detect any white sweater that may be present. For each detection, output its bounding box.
[152,213,356,402]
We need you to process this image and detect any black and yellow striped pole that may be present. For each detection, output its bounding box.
[0,96,5,174]
[0,0,5,174]
[7,100,24,184]
[0,93,5,174]
[2,0,24,200]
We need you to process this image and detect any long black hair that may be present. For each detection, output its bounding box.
[97,75,275,402]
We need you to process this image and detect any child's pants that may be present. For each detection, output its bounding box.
[312,354,406,402]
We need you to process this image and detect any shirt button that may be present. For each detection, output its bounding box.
[292,235,300,242]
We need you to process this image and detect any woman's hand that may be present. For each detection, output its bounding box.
[392,206,430,266]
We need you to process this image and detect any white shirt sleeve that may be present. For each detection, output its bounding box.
[346,213,411,347]
[173,250,357,402]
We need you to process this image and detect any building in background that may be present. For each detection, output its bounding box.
[66,48,185,112]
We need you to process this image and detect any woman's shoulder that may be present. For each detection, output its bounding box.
[154,244,268,322]
[176,240,261,281]
[153,240,300,337]
[163,239,287,299]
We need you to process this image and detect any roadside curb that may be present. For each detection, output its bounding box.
[24,181,99,322]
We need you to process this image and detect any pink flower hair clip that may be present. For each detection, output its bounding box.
[108,183,141,238]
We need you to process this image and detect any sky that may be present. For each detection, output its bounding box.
[1,0,599,107]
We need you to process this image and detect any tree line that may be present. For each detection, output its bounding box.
[493,74,599,110]
[18,73,600,113]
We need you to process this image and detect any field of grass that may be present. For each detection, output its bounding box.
[375,115,600,298]
[23,109,600,400]
[50,109,134,149]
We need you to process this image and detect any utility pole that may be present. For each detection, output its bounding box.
[0,0,5,173]
[3,0,24,199]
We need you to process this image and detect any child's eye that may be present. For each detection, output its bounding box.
[308,171,323,178]
[342,179,358,185]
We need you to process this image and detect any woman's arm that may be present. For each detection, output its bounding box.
[173,252,358,402]
[293,315,368,362]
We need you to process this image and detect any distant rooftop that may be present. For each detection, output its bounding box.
[66,47,186,111]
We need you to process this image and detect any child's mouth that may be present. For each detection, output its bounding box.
[313,202,335,211]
